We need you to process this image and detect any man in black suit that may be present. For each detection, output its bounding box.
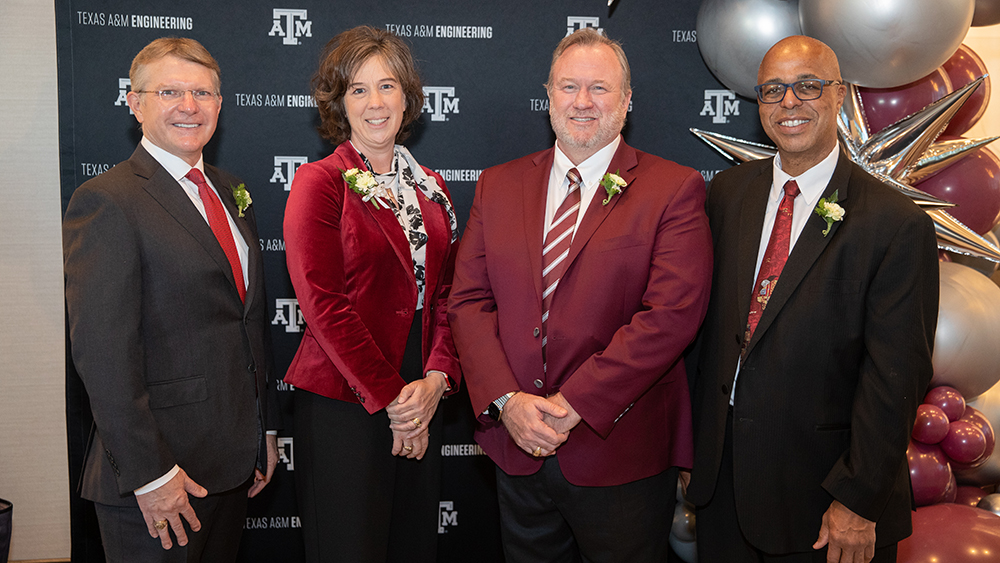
[64,37,279,561]
[687,36,938,562]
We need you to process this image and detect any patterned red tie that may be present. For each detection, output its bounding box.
[742,180,799,356]
[186,168,246,303]
[541,168,582,367]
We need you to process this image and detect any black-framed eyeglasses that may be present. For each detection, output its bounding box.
[753,79,842,104]
[133,89,220,103]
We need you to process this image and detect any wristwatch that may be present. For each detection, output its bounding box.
[487,392,517,421]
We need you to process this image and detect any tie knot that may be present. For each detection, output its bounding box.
[566,168,582,189]
[783,179,800,199]
[186,168,208,187]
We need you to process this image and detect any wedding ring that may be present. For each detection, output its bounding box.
[154,520,168,531]
[404,445,413,452]
[412,417,421,428]
[533,446,542,457]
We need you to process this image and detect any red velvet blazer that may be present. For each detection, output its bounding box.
[283,142,461,414]
[449,140,713,486]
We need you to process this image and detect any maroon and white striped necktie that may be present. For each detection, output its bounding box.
[541,167,582,366]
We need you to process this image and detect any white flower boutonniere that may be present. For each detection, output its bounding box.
[814,190,845,237]
[341,168,386,209]
[600,170,628,205]
[231,183,252,217]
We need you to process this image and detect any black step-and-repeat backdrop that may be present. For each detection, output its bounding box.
[56,1,767,560]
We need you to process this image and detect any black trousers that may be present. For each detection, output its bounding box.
[495,455,677,563]
[294,309,442,563]
[93,479,249,563]
[696,410,898,562]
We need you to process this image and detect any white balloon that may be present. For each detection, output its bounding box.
[800,0,975,88]
[696,0,801,99]
[669,533,698,563]
[931,262,1000,400]
[961,381,1000,486]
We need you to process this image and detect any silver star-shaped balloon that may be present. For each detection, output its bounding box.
[691,76,1000,262]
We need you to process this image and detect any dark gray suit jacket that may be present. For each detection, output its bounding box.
[688,151,938,553]
[64,144,279,505]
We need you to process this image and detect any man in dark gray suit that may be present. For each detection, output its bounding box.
[64,37,279,561]
[688,36,938,563]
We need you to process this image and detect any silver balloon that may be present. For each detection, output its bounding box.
[696,0,801,99]
[977,493,1000,515]
[963,381,1000,486]
[800,0,975,88]
[951,231,1000,276]
[973,0,1000,26]
[669,534,698,563]
[931,262,1000,401]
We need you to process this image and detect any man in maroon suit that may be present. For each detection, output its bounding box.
[449,28,713,561]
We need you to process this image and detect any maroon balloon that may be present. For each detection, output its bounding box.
[942,420,988,464]
[898,504,1000,562]
[943,471,959,503]
[908,440,953,506]
[954,406,997,472]
[915,144,1000,234]
[859,68,952,135]
[954,485,989,507]
[942,44,992,136]
[924,386,967,422]
[913,404,951,444]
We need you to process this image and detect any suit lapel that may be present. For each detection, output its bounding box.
[563,141,639,274]
[735,168,773,340]
[338,144,414,282]
[744,152,852,358]
[524,149,554,305]
[132,147,243,302]
[206,166,258,311]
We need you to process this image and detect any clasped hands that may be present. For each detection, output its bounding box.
[386,372,449,460]
[502,391,582,457]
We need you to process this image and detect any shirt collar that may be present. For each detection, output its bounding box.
[141,136,206,182]
[552,135,621,191]
[771,143,840,204]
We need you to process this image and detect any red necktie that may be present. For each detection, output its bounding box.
[742,180,799,355]
[541,168,582,368]
[186,168,246,303]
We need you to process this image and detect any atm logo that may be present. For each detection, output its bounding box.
[422,87,459,122]
[269,9,312,45]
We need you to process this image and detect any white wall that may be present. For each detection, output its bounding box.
[0,0,72,560]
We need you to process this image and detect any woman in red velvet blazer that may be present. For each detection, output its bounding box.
[282,26,461,563]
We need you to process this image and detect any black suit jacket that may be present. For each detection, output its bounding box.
[688,151,938,553]
[64,144,280,505]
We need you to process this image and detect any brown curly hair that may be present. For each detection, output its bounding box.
[313,26,425,145]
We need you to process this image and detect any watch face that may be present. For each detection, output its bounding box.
[488,402,501,421]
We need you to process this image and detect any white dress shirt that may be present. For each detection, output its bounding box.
[545,136,622,234]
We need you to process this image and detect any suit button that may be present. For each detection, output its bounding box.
[721,384,729,394]
[533,327,540,337]
[534,379,543,389]
[359,396,366,404]
[248,363,256,373]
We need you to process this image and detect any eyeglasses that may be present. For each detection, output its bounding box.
[753,79,842,104]
[134,89,220,103]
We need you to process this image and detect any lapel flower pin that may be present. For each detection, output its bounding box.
[814,189,845,237]
[600,170,628,205]
[230,183,252,218]
[341,167,386,209]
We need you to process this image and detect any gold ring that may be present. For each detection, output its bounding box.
[412,417,421,428]
[533,446,542,457]
[404,445,413,452]
[154,519,168,531]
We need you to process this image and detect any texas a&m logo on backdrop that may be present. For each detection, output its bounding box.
[269,9,312,45]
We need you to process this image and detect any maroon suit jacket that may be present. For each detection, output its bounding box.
[283,142,461,413]
[449,140,712,486]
